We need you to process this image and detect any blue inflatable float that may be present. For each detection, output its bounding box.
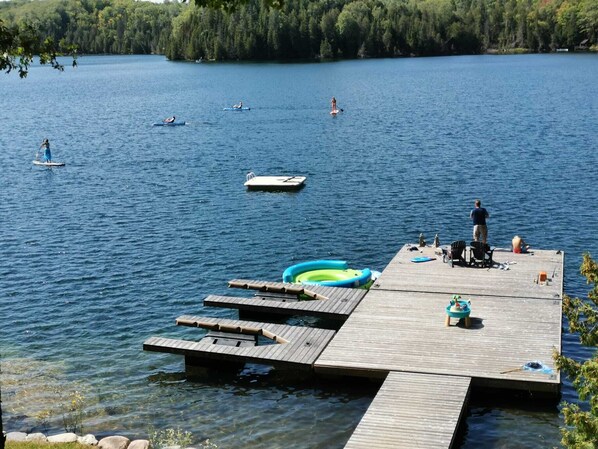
[282,260,372,288]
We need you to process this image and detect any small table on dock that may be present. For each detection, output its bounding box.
[445,300,472,328]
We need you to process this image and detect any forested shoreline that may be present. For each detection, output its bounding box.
[1,0,596,61]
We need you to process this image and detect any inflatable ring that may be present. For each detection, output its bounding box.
[283,260,372,288]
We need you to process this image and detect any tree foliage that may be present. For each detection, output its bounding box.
[1,0,597,65]
[554,253,598,449]
[0,16,74,77]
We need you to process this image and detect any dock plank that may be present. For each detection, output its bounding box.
[344,372,471,449]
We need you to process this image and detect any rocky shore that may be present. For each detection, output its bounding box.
[5,432,149,449]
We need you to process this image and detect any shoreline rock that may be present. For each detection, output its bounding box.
[3,431,199,449]
[48,433,79,443]
[98,436,130,449]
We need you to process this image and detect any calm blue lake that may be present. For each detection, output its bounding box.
[1,54,597,448]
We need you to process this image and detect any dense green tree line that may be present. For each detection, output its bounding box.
[0,0,597,61]
[0,0,181,55]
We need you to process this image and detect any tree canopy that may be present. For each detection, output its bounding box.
[0,16,74,77]
[554,254,598,449]
[1,0,597,69]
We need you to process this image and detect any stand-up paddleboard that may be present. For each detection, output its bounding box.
[153,121,187,126]
[223,107,251,111]
[330,109,341,115]
[33,160,65,167]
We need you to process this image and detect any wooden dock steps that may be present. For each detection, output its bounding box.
[202,279,368,320]
[143,317,336,370]
[344,372,471,449]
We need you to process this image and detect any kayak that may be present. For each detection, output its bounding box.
[33,160,65,167]
[152,122,187,126]
[223,107,251,111]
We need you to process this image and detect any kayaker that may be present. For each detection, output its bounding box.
[40,138,51,163]
[233,101,243,109]
[163,116,176,123]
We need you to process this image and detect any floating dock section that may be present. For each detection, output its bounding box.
[144,316,335,371]
[204,279,368,321]
[244,172,306,191]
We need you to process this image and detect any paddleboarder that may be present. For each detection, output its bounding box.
[39,138,51,163]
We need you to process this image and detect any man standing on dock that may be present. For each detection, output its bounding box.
[470,199,489,243]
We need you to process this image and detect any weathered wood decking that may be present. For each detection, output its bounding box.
[316,245,563,394]
[373,244,563,300]
[144,317,335,370]
[327,244,563,448]
[204,279,368,320]
[344,372,471,449]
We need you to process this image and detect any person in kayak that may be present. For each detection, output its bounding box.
[233,101,243,109]
[163,116,176,123]
[40,138,51,162]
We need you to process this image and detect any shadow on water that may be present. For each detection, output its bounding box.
[148,363,382,404]
[453,387,563,449]
[149,364,383,395]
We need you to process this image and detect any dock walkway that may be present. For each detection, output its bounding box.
[344,372,471,449]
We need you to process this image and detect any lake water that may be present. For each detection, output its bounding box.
[1,54,597,448]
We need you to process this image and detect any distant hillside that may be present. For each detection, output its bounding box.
[1,0,596,60]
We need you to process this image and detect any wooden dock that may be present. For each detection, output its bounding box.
[144,316,335,371]
[204,279,368,320]
[316,245,563,394]
[344,372,471,449]
[144,243,564,448]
